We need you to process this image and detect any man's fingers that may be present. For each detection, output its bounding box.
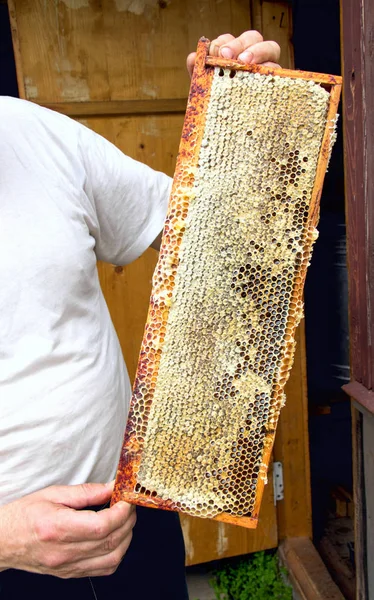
[97,510,137,556]
[187,32,281,78]
[53,501,135,543]
[59,530,134,578]
[238,40,281,65]
[209,34,235,57]
[261,61,281,69]
[186,52,196,78]
[219,30,263,60]
[44,482,113,510]
[57,507,136,564]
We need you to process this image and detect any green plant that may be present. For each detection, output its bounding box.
[210,551,293,600]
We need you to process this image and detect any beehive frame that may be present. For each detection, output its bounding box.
[112,38,342,528]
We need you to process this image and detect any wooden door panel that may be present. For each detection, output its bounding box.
[10,0,250,102]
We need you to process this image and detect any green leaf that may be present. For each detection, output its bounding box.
[209,550,293,600]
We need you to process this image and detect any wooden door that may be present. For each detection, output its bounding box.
[341,0,374,596]
[8,0,311,564]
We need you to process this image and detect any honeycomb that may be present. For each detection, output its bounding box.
[112,39,342,527]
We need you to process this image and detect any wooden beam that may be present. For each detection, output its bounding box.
[341,0,374,388]
[279,537,345,600]
[274,323,312,540]
[343,380,374,416]
[351,407,368,600]
[35,99,188,118]
[341,1,374,596]
[362,413,374,598]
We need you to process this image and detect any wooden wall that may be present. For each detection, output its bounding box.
[341,0,374,595]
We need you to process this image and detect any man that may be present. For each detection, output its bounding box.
[0,31,280,599]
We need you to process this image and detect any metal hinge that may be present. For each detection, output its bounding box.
[273,461,284,504]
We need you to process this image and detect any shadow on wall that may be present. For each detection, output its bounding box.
[0,4,18,97]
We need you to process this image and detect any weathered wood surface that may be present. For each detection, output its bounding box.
[341,0,374,595]
[344,380,374,416]
[8,0,250,103]
[341,0,374,390]
[351,407,368,600]
[250,0,294,69]
[279,537,345,600]
[38,98,188,118]
[363,413,374,599]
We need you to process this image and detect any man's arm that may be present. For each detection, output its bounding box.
[0,483,136,578]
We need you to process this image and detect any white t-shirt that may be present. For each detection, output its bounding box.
[0,96,171,506]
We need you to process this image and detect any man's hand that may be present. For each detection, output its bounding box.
[0,482,136,578]
[187,31,281,77]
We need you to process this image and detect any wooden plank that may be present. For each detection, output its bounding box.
[274,322,312,539]
[249,0,263,34]
[351,406,368,600]
[341,2,374,593]
[9,0,251,103]
[343,380,374,416]
[363,412,374,599]
[341,0,373,388]
[37,98,188,118]
[318,536,355,600]
[361,0,374,391]
[279,537,345,600]
[261,1,294,69]
[103,0,251,102]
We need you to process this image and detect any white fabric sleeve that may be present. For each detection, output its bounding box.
[78,125,172,265]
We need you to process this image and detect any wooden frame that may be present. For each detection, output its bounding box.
[279,538,345,600]
[112,37,342,528]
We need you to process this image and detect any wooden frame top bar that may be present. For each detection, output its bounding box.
[205,55,342,87]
